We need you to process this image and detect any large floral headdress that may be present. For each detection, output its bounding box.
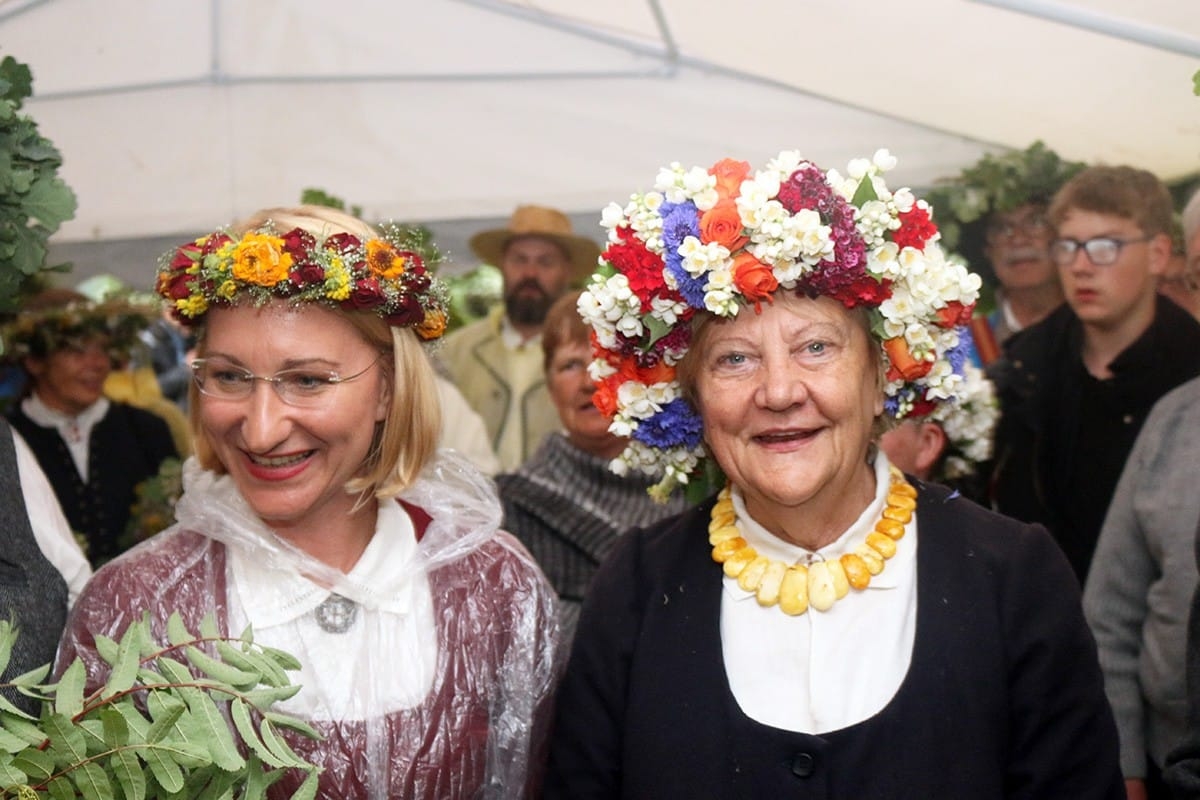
[579,149,983,498]
[156,221,449,340]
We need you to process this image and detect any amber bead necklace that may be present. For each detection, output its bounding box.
[709,466,917,615]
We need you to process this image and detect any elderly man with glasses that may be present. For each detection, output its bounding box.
[988,166,1200,591]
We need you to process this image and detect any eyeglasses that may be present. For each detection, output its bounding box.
[191,356,382,407]
[1049,235,1154,267]
[986,213,1051,243]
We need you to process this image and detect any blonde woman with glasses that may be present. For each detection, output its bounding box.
[57,205,559,799]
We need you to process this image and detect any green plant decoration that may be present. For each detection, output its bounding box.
[0,55,77,313]
[0,614,321,799]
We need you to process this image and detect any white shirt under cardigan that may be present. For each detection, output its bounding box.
[11,430,92,604]
[721,453,917,734]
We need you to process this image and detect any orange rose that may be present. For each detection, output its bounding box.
[593,380,619,418]
[231,233,292,286]
[883,337,933,382]
[732,252,778,308]
[934,300,973,328]
[416,309,448,340]
[700,201,748,250]
[709,158,751,200]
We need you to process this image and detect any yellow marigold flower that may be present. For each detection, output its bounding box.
[231,233,293,286]
[217,280,238,300]
[416,309,448,340]
[367,239,407,279]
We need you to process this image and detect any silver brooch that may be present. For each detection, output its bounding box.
[314,593,357,634]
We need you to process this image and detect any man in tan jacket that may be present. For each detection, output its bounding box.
[439,205,600,470]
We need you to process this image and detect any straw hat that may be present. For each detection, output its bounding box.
[469,205,601,280]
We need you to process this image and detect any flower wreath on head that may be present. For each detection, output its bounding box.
[926,358,998,481]
[156,221,450,341]
[578,149,984,500]
[0,296,159,363]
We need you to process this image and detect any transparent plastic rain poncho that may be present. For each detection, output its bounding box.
[58,451,561,799]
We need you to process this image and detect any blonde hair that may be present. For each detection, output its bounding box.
[188,205,442,498]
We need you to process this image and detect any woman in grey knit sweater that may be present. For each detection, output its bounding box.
[497,292,692,642]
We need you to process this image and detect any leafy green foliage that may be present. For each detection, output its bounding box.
[0,54,77,313]
[0,615,321,799]
[1194,68,1199,96]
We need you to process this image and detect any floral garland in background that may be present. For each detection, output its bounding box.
[157,221,450,340]
[921,141,1086,292]
[579,149,983,499]
[0,295,158,363]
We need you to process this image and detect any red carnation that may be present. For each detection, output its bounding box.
[603,227,668,311]
[892,205,938,251]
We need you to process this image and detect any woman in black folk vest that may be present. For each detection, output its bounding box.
[3,289,178,565]
[545,149,1124,799]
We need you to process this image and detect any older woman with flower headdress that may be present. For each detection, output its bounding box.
[57,205,559,799]
[545,152,1123,797]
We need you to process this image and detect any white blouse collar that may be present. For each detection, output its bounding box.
[227,498,419,628]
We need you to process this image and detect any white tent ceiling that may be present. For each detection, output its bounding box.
[3,0,1198,283]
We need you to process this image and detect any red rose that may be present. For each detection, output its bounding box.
[281,228,317,260]
[290,261,326,290]
[169,242,202,271]
[157,269,194,301]
[384,293,424,326]
[200,233,232,256]
[347,277,384,310]
[324,232,361,255]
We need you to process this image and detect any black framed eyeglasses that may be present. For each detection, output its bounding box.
[191,356,382,407]
[1049,235,1154,267]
